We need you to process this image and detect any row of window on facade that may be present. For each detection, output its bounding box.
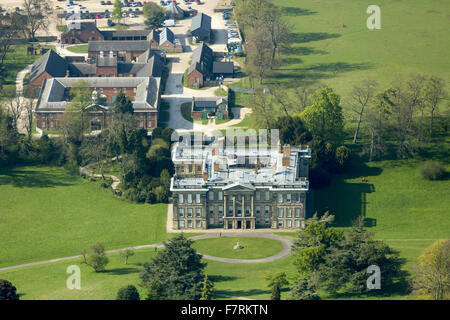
[177,191,305,204]
[178,206,303,218]
[177,218,303,229]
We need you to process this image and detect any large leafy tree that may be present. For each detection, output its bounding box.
[412,239,449,300]
[139,234,207,300]
[292,213,343,277]
[143,2,166,31]
[21,0,52,41]
[80,242,109,272]
[300,87,344,146]
[272,115,312,146]
[319,218,405,294]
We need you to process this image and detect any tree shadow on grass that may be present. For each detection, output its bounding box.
[0,167,76,188]
[281,7,317,16]
[291,32,341,44]
[209,275,238,282]
[267,62,373,88]
[216,288,271,298]
[99,267,139,275]
[313,161,382,228]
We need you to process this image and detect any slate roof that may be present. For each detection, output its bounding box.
[192,97,228,112]
[212,61,234,74]
[36,77,161,112]
[66,22,99,32]
[88,40,150,52]
[190,13,211,38]
[117,55,163,77]
[159,28,175,46]
[68,63,97,76]
[101,30,150,40]
[188,42,213,75]
[29,50,68,83]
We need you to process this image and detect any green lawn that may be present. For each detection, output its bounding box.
[192,237,282,260]
[0,45,56,98]
[241,0,450,110]
[66,45,88,54]
[0,166,169,268]
[313,158,450,281]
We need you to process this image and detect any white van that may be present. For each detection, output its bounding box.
[163,19,175,27]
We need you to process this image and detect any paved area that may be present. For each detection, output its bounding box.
[0,232,293,272]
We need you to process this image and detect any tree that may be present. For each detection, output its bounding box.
[319,217,405,294]
[117,285,140,300]
[0,11,22,78]
[266,272,289,300]
[4,95,25,132]
[349,79,378,144]
[200,274,215,300]
[139,234,206,300]
[23,98,35,140]
[119,248,135,265]
[421,75,446,137]
[271,283,281,300]
[21,0,52,41]
[412,239,449,300]
[81,133,111,180]
[300,87,344,146]
[289,277,320,300]
[143,2,166,31]
[112,0,123,24]
[365,89,394,161]
[260,6,291,68]
[113,92,134,114]
[81,242,109,272]
[245,29,273,84]
[273,115,312,146]
[0,279,19,300]
[292,213,343,277]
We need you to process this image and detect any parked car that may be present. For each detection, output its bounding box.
[107,1,112,4]
[96,13,102,19]
[101,1,106,5]
[160,0,165,5]
[129,13,136,18]
[107,19,115,26]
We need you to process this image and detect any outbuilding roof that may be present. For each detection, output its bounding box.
[29,50,68,83]
[190,13,211,38]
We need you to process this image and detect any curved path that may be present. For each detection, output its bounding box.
[0,232,293,272]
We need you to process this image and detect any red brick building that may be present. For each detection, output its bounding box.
[187,43,213,88]
[149,28,183,53]
[35,77,161,131]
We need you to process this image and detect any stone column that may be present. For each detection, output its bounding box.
[251,195,254,217]
[233,196,236,217]
[223,194,227,218]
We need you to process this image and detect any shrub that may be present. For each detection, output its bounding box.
[335,145,351,171]
[419,161,446,180]
[0,279,19,300]
[117,285,140,300]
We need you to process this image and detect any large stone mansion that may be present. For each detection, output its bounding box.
[170,137,311,230]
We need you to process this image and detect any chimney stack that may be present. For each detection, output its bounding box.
[109,50,114,58]
[277,141,282,154]
[282,156,290,167]
[214,162,219,172]
[203,171,208,181]
[99,50,104,58]
[283,144,291,156]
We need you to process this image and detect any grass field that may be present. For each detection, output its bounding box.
[314,158,450,274]
[0,45,55,98]
[0,166,169,268]
[192,237,282,260]
[240,0,450,111]
[66,45,88,54]
[0,248,297,300]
